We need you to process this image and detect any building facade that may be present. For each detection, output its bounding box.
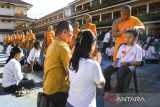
[0,0,32,42]
[32,0,160,39]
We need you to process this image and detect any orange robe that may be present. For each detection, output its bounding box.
[25,34,30,49]
[12,35,17,44]
[82,23,98,56]
[82,23,97,37]
[17,34,21,45]
[44,30,55,52]
[113,16,144,61]
[28,33,36,49]
[70,28,80,47]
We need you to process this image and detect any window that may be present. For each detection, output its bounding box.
[8,20,11,23]
[58,13,63,19]
[6,6,10,9]
[2,20,5,22]
[76,5,82,12]
[1,5,5,8]
[83,2,90,10]
[92,15,100,23]
[149,2,160,13]
[102,13,112,21]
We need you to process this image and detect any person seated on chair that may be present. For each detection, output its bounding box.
[27,40,42,73]
[105,42,114,60]
[145,41,158,63]
[103,28,142,96]
[2,47,34,95]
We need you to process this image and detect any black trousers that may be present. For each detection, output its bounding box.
[102,42,110,54]
[27,62,43,71]
[3,79,34,93]
[47,92,68,107]
[103,65,131,93]
[145,58,159,63]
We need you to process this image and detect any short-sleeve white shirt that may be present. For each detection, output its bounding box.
[67,58,105,107]
[116,44,142,67]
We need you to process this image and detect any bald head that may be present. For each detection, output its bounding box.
[121,5,131,20]
[121,5,131,12]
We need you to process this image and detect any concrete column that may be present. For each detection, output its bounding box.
[147,3,149,13]
[90,1,92,7]
[100,0,102,4]
[100,14,102,22]
[75,6,77,12]
[146,27,149,35]
[111,11,114,20]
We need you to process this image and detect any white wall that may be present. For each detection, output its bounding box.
[0,20,15,29]
[0,4,14,16]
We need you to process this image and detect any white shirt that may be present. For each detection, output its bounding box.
[67,58,105,107]
[145,46,156,58]
[2,59,23,87]
[116,44,142,67]
[142,49,146,58]
[6,45,12,55]
[106,47,114,56]
[0,45,4,53]
[27,48,40,64]
[103,32,110,43]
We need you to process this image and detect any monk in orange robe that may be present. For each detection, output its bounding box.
[20,32,25,48]
[44,25,55,53]
[12,34,16,44]
[81,14,98,57]
[112,5,144,61]
[6,35,10,44]
[28,30,36,49]
[70,21,80,48]
[25,31,30,49]
[17,33,21,45]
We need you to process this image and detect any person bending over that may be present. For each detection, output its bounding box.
[2,47,34,96]
[27,40,42,73]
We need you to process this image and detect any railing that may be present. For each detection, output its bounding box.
[72,0,128,16]
[95,12,160,27]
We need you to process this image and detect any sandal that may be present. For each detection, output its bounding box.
[15,87,30,97]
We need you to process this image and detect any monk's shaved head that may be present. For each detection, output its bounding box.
[121,5,131,20]
[121,5,131,14]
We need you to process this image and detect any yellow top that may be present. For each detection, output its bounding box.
[43,39,71,95]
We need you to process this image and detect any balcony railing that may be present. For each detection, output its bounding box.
[89,0,128,11]
[73,0,129,15]
[95,12,160,27]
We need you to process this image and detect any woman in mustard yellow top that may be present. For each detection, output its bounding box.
[43,21,73,107]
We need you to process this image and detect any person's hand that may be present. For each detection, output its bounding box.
[92,52,102,63]
[97,52,102,63]
[120,62,128,66]
[112,63,117,68]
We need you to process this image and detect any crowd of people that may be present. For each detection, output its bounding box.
[0,5,160,107]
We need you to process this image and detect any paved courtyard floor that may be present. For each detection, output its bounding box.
[0,53,160,107]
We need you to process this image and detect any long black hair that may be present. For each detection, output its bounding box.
[6,47,21,64]
[69,30,96,73]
